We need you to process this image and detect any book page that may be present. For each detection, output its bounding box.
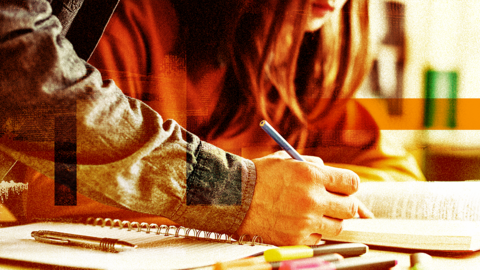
[323,219,480,251]
[0,222,275,269]
[322,181,480,251]
[355,181,480,221]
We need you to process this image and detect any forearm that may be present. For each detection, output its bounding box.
[0,0,255,234]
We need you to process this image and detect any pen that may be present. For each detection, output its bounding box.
[330,256,398,270]
[215,255,395,270]
[214,253,344,270]
[273,254,344,270]
[31,230,137,253]
[260,120,305,161]
[264,243,368,262]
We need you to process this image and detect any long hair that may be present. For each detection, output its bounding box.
[174,0,374,146]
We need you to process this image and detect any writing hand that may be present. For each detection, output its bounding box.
[235,151,365,246]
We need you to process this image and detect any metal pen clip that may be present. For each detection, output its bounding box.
[31,231,70,245]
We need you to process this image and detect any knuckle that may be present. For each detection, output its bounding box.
[346,198,359,218]
[340,169,359,194]
[318,220,326,232]
[308,156,324,166]
[325,172,339,189]
[317,157,325,166]
[287,235,307,245]
[297,218,315,231]
[334,221,344,236]
[300,192,322,212]
[311,166,333,187]
[349,172,360,193]
[283,226,313,245]
[308,189,327,211]
[274,151,290,158]
[297,163,321,185]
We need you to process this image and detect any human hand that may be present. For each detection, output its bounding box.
[355,195,375,219]
[235,151,371,246]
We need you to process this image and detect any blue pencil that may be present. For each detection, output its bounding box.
[259,120,305,161]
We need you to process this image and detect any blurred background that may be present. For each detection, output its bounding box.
[357,0,480,181]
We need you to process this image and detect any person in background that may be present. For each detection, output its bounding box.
[0,0,424,246]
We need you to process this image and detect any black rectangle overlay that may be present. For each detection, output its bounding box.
[54,114,77,205]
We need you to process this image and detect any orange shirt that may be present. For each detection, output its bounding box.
[88,0,424,176]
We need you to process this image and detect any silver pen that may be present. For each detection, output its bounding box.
[31,230,137,253]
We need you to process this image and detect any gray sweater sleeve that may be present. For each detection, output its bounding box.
[0,0,256,234]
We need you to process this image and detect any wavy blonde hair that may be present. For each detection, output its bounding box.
[184,0,374,144]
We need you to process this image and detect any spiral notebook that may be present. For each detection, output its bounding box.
[0,217,275,269]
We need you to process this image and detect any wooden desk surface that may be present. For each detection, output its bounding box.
[366,247,480,270]
[1,247,480,269]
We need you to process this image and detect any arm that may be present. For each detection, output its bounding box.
[0,0,361,244]
[0,0,254,234]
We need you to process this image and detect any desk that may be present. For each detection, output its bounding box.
[366,247,480,270]
[1,247,480,269]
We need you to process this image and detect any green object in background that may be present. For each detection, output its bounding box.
[423,70,458,128]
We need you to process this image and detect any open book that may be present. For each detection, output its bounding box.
[322,181,480,251]
[0,217,275,269]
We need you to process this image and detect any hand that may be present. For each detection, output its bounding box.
[235,151,365,246]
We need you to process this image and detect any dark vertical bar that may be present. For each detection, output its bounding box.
[447,72,458,129]
[54,114,77,205]
[423,70,436,128]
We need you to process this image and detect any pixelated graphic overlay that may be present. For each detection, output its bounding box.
[0,181,28,203]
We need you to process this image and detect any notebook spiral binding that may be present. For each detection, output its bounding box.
[85,217,268,246]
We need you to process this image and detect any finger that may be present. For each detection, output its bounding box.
[319,166,360,195]
[303,233,324,245]
[302,155,325,166]
[270,151,296,159]
[271,151,289,157]
[271,152,325,167]
[356,197,375,218]
[321,192,358,219]
[316,216,343,237]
